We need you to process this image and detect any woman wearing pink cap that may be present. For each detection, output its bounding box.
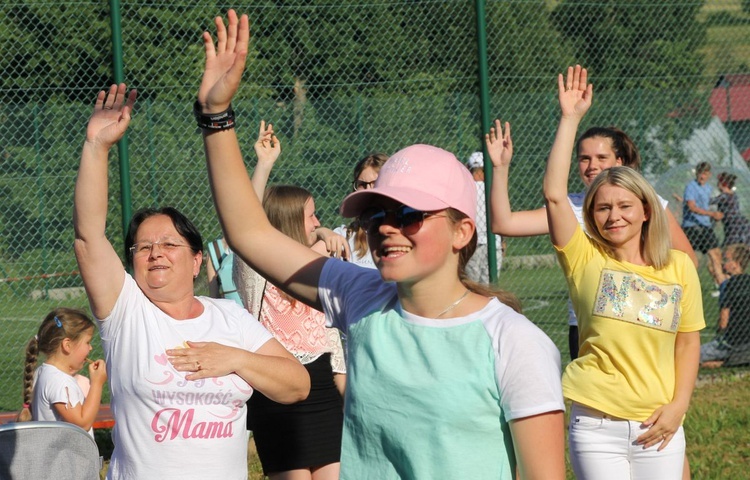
[176,10,565,479]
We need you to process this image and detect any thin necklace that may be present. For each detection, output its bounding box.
[436,289,470,318]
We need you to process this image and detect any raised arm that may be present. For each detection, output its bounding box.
[199,11,324,308]
[250,120,281,201]
[73,84,137,319]
[543,65,593,248]
[487,120,550,236]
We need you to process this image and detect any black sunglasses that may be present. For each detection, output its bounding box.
[358,205,444,235]
[352,179,377,191]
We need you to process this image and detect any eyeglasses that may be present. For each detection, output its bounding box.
[352,179,377,191]
[358,205,445,235]
[129,240,191,258]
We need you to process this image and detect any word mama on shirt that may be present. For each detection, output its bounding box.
[594,269,682,333]
[146,351,251,443]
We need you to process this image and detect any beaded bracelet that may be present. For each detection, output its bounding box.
[193,101,235,131]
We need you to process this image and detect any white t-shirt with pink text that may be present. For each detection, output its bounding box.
[98,274,272,480]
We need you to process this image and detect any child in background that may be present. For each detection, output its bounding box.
[17,307,107,437]
[711,172,750,247]
[234,123,346,480]
[700,243,750,368]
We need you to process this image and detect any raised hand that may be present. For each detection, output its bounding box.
[485,119,513,168]
[558,65,593,120]
[254,120,281,167]
[85,84,137,150]
[197,9,250,113]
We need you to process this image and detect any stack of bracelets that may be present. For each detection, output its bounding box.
[193,100,235,131]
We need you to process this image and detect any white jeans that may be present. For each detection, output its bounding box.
[568,403,685,480]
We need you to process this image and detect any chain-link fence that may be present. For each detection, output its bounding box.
[1,0,749,411]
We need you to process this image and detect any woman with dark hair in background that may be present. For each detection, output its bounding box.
[332,153,389,269]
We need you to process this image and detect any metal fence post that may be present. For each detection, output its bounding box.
[474,0,497,283]
[109,0,133,248]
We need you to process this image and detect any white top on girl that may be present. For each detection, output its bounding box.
[33,363,93,437]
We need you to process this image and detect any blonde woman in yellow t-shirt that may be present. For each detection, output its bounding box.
[543,65,704,480]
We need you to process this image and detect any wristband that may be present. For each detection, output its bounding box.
[193,101,235,131]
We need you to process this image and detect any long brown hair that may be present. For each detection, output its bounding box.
[262,185,315,305]
[446,209,522,313]
[18,308,96,422]
[263,185,314,246]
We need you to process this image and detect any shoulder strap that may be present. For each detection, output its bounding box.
[207,239,223,271]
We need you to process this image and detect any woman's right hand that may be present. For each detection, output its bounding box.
[85,84,136,151]
[558,64,592,121]
[254,120,281,167]
[197,9,250,113]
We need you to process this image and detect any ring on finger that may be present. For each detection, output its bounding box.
[196,361,202,371]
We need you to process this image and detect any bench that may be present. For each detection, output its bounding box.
[0,404,114,429]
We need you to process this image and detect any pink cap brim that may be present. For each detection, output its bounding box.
[340,186,451,218]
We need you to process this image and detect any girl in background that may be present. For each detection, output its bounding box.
[234,125,346,480]
[333,153,389,269]
[234,184,345,480]
[17,307,106,437]
[544,65,703,480]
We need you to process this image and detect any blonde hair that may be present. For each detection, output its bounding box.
[445,209,522,313]
[583,167,671,269]
[18,308,96,422]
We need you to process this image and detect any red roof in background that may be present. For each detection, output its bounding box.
[710,74,750,122]
[743,146,750,162]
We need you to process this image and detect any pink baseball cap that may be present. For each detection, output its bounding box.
[340,144,477,222]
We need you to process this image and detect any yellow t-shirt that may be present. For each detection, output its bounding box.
[556,227,705,421]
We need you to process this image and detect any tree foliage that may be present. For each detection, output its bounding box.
[551,0,706,90]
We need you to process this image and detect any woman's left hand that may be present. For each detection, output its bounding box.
[167,341,239,381]
[636,402,686,451]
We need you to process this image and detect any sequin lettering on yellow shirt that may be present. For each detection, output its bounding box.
[594,269,681,332]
